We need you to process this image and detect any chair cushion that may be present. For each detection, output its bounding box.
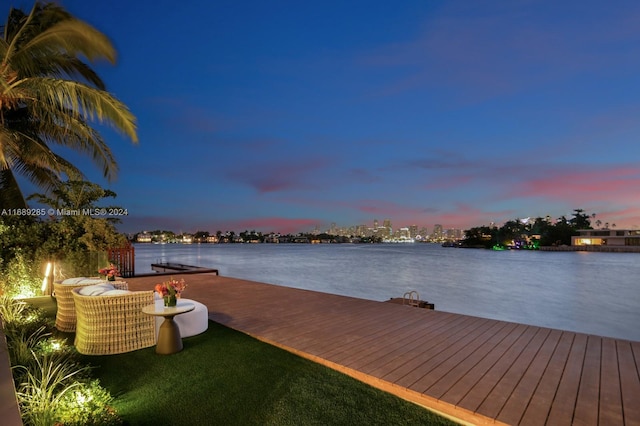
[61,277,105,285]
[101,289,132,296]
[78,283,116,295]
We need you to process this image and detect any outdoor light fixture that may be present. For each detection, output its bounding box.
[41,261,53,294]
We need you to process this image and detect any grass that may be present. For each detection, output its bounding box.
[82,321,459,425]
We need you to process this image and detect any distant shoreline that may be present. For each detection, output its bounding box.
[539,245,640,253]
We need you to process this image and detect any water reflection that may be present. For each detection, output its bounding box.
[135,243,640,341]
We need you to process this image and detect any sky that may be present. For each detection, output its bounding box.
[11,0,640,234]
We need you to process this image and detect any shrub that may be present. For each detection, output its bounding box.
[0,250,43,298]
[14,353,89,426]
[56,379,123,426]
[0,295,122,425]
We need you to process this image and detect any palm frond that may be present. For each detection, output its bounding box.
[29,105,117,178]
[18,77,138,143]
[0,167,27,208]
[3,3,115,82]
[0,2,138,205]
[22,18,116,63]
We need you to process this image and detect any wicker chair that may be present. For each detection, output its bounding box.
[54,279,128,332]
[72,288,156,355]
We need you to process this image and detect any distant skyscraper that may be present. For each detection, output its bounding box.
[398,227,410,239]
[433,224,443,240]
[409,225,418,238]
[330,222,337,235]
[383,218,392,236]
[373,219,379,229]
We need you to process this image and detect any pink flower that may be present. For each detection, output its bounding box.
[98,263,120,277]
[154,278,187,297]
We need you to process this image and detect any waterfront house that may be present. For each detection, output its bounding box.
[136,233,152,243]
[572,229,640,247]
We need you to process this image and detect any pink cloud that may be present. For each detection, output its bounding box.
[338,200,511,230]
[511,167,640,204]
[398,204,517,230]
[581,206,640,230]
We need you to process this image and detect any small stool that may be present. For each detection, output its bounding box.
[153,297,208,338]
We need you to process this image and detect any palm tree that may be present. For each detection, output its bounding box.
[0,2,137,208]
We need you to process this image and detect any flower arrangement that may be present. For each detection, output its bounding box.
[154,278,187,307]
[98,263,119,281]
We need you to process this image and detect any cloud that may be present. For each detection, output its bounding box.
[510,166,640,204]
[226,157,331,193]
[346,168,382,184]
[143,96,220,135]
[428,204,516,228]
[351,199,430,216]
[594,206,640,229]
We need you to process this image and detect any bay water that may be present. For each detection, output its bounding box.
[134,243,640,342]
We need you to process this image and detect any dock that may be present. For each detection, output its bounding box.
[387,298,435,309]
[126,273,640,425]
[149,262,218,275]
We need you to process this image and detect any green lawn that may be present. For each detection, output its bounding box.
[83,321,458,425]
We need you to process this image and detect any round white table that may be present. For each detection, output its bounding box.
[142,301,195,354]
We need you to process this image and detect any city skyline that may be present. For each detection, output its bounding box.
[131,217,455,238]
[15,0,640,234]
[132,219,461,243]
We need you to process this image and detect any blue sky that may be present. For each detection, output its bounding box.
[15,0,640,234]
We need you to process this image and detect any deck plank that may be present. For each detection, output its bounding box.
[318,315,441,369]
[510,331,575,425]
[478,327,552,420]
[599,338,623,426]
[425,320,513,399]
[459,325,539,414]
[619,341,640,425]
[404,318,501,391]
[439,322,527,406]
[497,328,563,425]
[573,335,601,425]
[412,320,510,394]
[377,316,486,385]
[546,333,588,425]
[356,313,472,377]
[126,273,639,425]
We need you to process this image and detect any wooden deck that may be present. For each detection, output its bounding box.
[128,273,640,426]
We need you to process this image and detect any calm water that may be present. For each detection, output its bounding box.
[134,243,640,342]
